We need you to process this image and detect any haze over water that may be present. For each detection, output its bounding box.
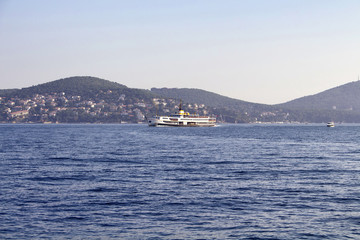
[1,124,360,239]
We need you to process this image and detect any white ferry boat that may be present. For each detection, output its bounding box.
[147,102,216,127]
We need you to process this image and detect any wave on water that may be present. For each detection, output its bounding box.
[1,124,360,239]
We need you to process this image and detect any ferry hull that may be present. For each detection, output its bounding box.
[147,117,216,127]
[149,123,216,127]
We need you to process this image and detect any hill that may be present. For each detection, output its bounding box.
[151,85,360,123]
[278,81,360,113]
[0,76,159,123]
[3,76,128,98]
[2,76,157,102]
[1,77,291,124]
[2,76,360,123]
[151,88,277,112]
[151,88,290,123]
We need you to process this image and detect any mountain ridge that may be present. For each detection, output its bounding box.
[2,76,128,98]
[2,76,360,123]
[278,80,360,113]
[151,87,272,109]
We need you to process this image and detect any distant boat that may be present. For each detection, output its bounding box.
[327,122,335,127]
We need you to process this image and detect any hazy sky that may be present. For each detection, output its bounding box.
[1,0,360,104]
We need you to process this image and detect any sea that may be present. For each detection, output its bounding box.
[1,123,360,239]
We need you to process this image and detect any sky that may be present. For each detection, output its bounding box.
[1,0,360,104]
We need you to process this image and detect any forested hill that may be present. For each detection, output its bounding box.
[0,76,159,123]
[151,88,276,113]
[3,76,129,98]
[3,76,360,123]
[278,81,360,113]
[151,85,360,123]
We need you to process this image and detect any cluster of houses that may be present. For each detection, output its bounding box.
[0,91,210,123]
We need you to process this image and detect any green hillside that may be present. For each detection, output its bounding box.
[2,76,158,102]
[0,76,160,123]
[151,87,291,123]
[151,85,360,123]
[0,89,18,95]
[4,76,128,98]
[2,76,360,123]
[151,88,276,113]
[278,81,360,113]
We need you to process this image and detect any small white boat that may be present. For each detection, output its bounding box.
[327,122,335,127]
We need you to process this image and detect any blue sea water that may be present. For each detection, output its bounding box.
[1,124,360,239]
